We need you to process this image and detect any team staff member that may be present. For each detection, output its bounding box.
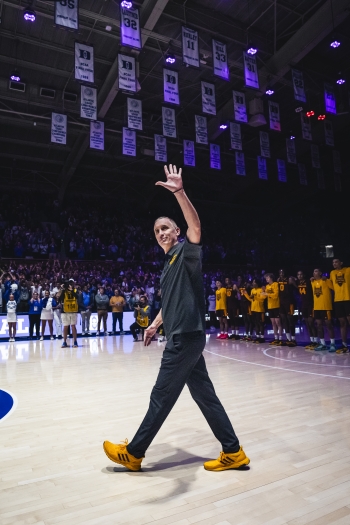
[261,273,283,346]
[244,278,265,343]
[293,271,317,350]
[311,269,336,352]
[225,278,240,340]
[215,280,228,339]
[278,269,296,345]
[58,281,79,349]
[103,164,249,472]
[110,289,126,334]
[238,279,253,341]
[330,258,350,353]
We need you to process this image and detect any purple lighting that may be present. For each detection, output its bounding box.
[336,78,345,85]
[247,47,257,55]
[290,135,296,140]
[266,89,274,95]
[121,1,132,8]
[219,124,228,130]
[10,74,21,82]
[330,40,341,48]
[23,9,36,22]
[165,54,176,64]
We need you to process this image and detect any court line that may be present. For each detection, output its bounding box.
[263,348,350,368]
[0,389,18,424]
[204,349,350,380]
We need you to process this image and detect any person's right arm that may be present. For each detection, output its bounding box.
[144,309,163,347]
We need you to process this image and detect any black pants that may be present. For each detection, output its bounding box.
[130,321,145,340]
[29,314,41,337]
[112,312,123,332]
[252,311,264,336]
[127,331,240,458]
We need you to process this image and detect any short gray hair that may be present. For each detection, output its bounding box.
[154,216,178,229]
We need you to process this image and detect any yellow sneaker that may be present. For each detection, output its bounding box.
[103,439,143,471]
[204,446,250,471]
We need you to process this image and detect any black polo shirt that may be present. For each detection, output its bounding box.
[160,237,206,336]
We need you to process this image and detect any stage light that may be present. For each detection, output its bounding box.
[23,8,36,21]
[265,88,274,95]
[318,114,326,121]
[120,1,132,8]
[290,135,296,140]
[295,106,303,113]
[219,123,228,130]
[306,110,314,117]
[10,70,21,82]
[330,40,341,48]
[247,47,257,55]
[336,77,345,85]
[165,53,176,64]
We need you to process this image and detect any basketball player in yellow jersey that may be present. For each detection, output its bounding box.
[261,273,284,346]
[244,278,265,343]
[330,259,350,353]
[311,269,336,352]
[215,281,228,339]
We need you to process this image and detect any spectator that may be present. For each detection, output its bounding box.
[28,291,42,339]
[48,239,57,260]
[58,281,79,348]
[52,292,63,339]
[95,286,109,335]
[40,290,55,340]
[79,284,93,335]
[110,288,126,334]
[18,280,31,313]
[7,293,17,342]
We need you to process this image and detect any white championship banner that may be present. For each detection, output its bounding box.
[51,113,67,145]
[122,127,136,156]
[260,131,270,158]
[235,151,246,176]
[201,81,216,115]
[324,83,336,114]
[292,69,306,102]
[324,120,334,146]
[243,52,259,89]
[75,42,94,83]
[80,85,97,120]
[230,122,242,150]
[277,159,287,182]
[154,134,167,162]
[317,169,325,190]
[333,150,342,173]
[195,115,208,144]
[212,39,229,80]
[182,27,199,68]
[257,156,268,180]
[298,163,308,186]
[90,121,104,151]
[183,140,195,167]
[301,113,312,141]
[269,101,281,131]
[55,0,78,30]
[210,144,221,170]
[127,98,142,130]
[232,91,247,122]
[118,54,136,92]
[310,144,320,169]
[120,6,141,49]
[162,107,176,138]
[286,139,296,164]
[163,69,179,105]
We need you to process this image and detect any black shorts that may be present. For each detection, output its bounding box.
[252,311,265,323]
[301,306,313,318]
[240,302,251,316]
[227,307,239,319]
[313,310,332,321]
[333,301,350,319]
[279,303,294,316]
[216,309,227,318]
[268,308,280,318]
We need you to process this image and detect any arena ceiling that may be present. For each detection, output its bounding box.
[0,0,349,208]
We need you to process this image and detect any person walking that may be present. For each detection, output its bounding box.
[103,164,249,472]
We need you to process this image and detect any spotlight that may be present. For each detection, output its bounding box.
[306,110,315,117]
[219,123,228,130]
[330,40,341,48]
[336,77,345,85]
[165,53,176,64]
[290,135,296,140]
[318,114,326,121]
[23,8,36,22]
[265,88,274,95]
[10,70,21,82]
[120,0,133,8]
[247,47,257,55]
[295,106,303,113]
[105,25,112,32]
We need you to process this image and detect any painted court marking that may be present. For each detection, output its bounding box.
[262,347,350,368]
[0,389,18,423]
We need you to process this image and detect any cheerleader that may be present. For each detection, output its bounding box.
[40,290,56,340]
[7,293,17,342]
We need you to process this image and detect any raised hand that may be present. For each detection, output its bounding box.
[155,164,183,193]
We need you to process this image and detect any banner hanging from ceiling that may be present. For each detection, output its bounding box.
[260,131,270,158]
[333,150,342,173]
[268,101,281,131]
[55,0,79,30]
[286,139,296,164]
[127,98,142,130]
[162,107,177,138]
[243,52,259,89]
[163,69,179,105]
[301,113,312,140]
[80,85,97,120]
[324,120,334,146]
[122,127,136,156]
[298,163,308,185]
[324,83,336,114]
[257,156,268,180]
[235,151,246,176]
[317,169,325,189]
[310,144,320,168]
[277,159,287,182]
[182,27,199,68]
[154,134,167,162]
[195,115,208,144]
[232,91,247,122]
[118,54,136,92]
[183,140,195,167]
[75,42,94,83]
[212,40,229,80]
[201,81,216,115]
[230,122,242,150]
[210,144,221,169]
[90,121,104,150]
[120,6,142,49]
[291,69,306,103]
[51,113,67,145]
